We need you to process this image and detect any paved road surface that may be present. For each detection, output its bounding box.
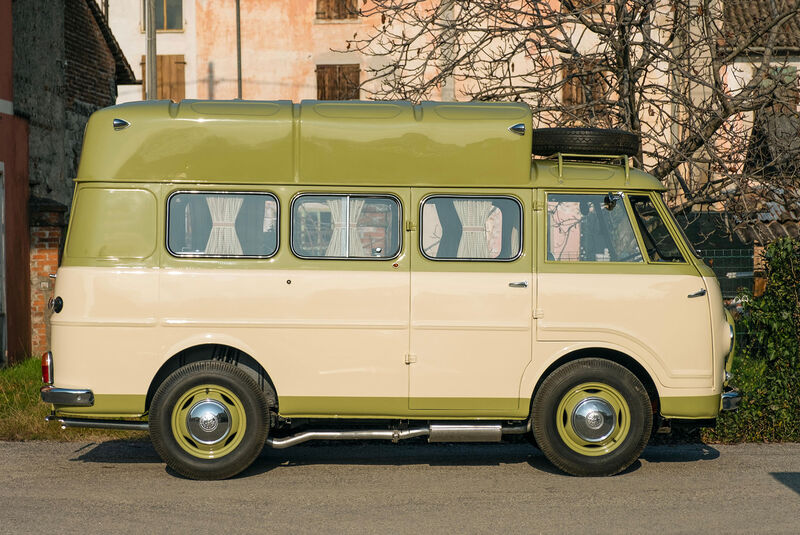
[0,440,798,533]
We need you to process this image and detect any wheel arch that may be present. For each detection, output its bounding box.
[530,347,660,413]
[145,344,278,413]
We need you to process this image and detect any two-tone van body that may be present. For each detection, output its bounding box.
[41,100,738,479]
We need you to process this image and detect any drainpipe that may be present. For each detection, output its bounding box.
[440,0,455,101]
[236,0,242,99]
[145,0,157,100]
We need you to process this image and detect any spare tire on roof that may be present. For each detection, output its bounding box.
[532,127,639,157]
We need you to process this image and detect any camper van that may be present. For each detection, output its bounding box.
[41,100,738,479]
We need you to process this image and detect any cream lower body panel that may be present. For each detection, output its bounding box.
[51,267,411,407]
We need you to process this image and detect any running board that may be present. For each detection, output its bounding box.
[265,423,528,449]
[46,415,149,431]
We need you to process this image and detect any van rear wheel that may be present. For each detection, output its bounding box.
[532,358,652,476]
[149,361,269,480]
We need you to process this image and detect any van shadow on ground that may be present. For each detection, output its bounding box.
[70,438,721,480]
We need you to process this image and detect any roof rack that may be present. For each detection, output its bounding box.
[547,153,635,184]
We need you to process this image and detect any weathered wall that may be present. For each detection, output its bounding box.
[194,0,385,101]
[13,0,68,207]
[14,0,122,209]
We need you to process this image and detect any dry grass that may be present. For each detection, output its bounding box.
[0,358,148,442]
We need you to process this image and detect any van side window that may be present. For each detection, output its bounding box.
[628,195,685,262]
[420,196,522,261]
[547,193,642,262]
[291,195,401,259]
[167,192,279,257]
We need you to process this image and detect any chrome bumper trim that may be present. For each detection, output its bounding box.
[40,386,94,407]
[45,415,148,431]
[721,390,741,411]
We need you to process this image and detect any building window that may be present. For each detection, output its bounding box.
[561,58,611,124]
[140,54,186,101]
[143,0,183,31]
[316,0,358,20]
[420,196,522,261]
[291,195,402,259]
[167,192,279,258]
[316,64,360,100]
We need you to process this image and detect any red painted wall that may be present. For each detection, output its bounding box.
[0,0,12,101]
[0,0,32,365]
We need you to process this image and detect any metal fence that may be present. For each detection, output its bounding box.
[697,248,755,299]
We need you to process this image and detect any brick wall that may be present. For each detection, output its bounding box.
[29,201,66,357]
[29,227,60,356]
[65,0,117,109]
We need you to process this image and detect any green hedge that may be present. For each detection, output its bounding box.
[707,237,800,442]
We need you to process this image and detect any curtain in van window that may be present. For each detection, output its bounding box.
[348,198,366,257]
[454,199,493,258]
[205,196,244,255]
[325,198,347,257]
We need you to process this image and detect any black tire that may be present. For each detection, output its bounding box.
[531,358,652,477]
[532,127,639,157]
[149,360,269,480]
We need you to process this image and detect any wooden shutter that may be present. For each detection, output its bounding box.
[316,64,360,100]
[140,54,186,101]
[316,0,357,20]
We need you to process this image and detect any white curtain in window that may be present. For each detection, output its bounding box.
[205,196,244,255]
[348,198,366,257]
[454,199,493,258]
[325,198,347,257]
[510,226,520,258]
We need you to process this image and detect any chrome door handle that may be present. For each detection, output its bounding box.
[509,281,528,288]
[687,288,707,298]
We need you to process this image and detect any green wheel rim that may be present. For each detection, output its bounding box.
[171,384,247,460]
[555,382,631,457]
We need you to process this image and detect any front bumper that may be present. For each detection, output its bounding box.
[40,386,94,407]
[721,388,741,411]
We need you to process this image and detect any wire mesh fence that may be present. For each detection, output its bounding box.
[697,248,756,299]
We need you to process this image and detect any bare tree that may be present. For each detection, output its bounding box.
[351,0,800,241]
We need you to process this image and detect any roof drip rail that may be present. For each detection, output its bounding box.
[548,153,635,184]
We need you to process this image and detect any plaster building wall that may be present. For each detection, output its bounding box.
[194,0,380,101]
[108,0,196,103]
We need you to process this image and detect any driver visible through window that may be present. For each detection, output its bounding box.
[547,193,642,262]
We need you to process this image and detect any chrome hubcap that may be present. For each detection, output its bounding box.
[571,397,616,442]
[187,399,231,445]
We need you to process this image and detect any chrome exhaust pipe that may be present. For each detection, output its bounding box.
[266,428,430,449]
[265,422,529,449]
[46,415,149,431]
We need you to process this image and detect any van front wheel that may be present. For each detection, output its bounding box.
[532,358,652,476]
[149,361,269,480]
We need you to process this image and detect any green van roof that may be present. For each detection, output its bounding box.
[76,99,664,191]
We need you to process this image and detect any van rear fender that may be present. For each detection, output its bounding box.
[146,343,278,413]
